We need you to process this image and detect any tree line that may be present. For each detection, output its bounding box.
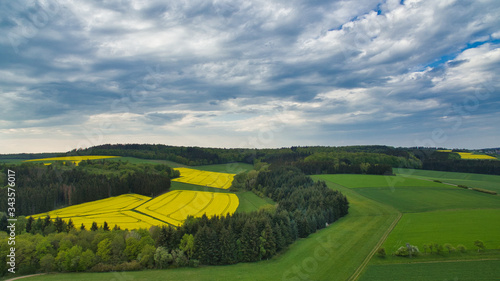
[411,150,500,175]
[0,162,175,216]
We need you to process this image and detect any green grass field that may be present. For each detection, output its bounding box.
[358,259,500,281]
[0,159,25,164]
[192,163,254,174]
[320,174,449,188]
[20,175,400,281]
[395,168,500,193]
[235,191,275,213]
[354,186,500,213]
[382,209,500,252]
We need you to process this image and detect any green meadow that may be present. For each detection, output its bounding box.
[359,259,500,281]
[320,174,448,188]
[395,168,500,193]
[235,191,275,213]
[354,186,500,213]
[382,209,500,252]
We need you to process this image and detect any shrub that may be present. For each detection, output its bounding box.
[434,243,444,255]
[423,244,429,254]
[457,185,469,189]
[457,244,467,253]
[474,240,485,252]
[394,244,420,257]
[115,260,142,271]
[376,247,386,258]
[90,263,114,272]
[443,243,455,253]
[171,249,189,267]
[189,259,200,268]
[433,180,442,183]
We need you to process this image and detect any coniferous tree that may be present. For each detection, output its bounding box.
[219,226,237,264]
[241,220,259,262]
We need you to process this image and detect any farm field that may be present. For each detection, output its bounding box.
[172,167,235,189]
[353,186,500,213]
[320,174,449,188]
[382,209,500,252]
[235,191,275,213]
[457,152,497,160]
[24,155,120,166]
[358,259,500,281]
[31,194,161,230]
[136,190,239,226]
[22,175,400,281]
[395,168,500,193]
[322,171,500,280]
[32,190,239,229]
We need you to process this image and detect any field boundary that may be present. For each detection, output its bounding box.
[349,211,402,281]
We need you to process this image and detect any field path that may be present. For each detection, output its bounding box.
[349,211,402,281]
[4,274,46,281]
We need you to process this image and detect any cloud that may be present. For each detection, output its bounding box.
[0,0,499,152]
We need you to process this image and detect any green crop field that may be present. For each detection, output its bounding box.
[235,191,275,213]
[395,168,500,193]
[21,175,400,281]
[353,186,500,213]
[192,163,254,174]
[358,259,500,281]
[320,174,449,188]
[382,209,500,253]
[0,159,25,164]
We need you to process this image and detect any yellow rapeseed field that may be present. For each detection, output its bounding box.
[32,189,239,229]
[172,167,235,189]
[25,155,120,166]
[136,190,239,226]
[32,194,161,230]
[457,152,497,160]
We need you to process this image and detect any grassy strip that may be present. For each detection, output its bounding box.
[381,209,500,253]
[349,212,402,281]
[358,259,500,281]
[169,181,231,193]
[472,187,497,195]
[235,191,275,213]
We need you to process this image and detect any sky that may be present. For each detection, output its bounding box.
[1,0,499,153]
